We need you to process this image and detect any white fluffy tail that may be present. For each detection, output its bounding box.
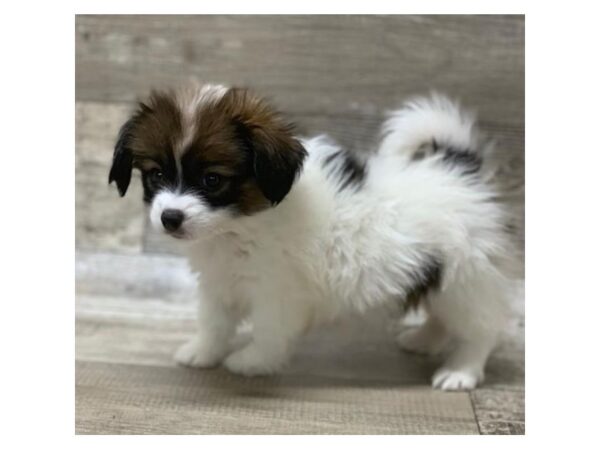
[378,93,480,159]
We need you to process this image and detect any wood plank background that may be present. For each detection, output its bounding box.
[76,15,524,125]
[75,15,525,434]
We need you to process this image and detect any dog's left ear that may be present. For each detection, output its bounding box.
[232,96,307,205]
[225,88,307,204]
[108,117,136,197]
[248,126,307,204]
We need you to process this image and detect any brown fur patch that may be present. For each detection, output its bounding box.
[129,90,183,168]
[114,85,306,213]
[182,87,306,212]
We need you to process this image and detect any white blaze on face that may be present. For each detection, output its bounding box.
[170,83,229,192]
[148,83,232,240]
[175,83,229,159]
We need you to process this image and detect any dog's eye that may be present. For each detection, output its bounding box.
[202,173,221,189]
[149,169,164,185]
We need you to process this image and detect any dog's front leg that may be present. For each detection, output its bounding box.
[223,295,306,376]
[174,287,237,368]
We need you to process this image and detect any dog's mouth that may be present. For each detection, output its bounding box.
[165,228,190,240]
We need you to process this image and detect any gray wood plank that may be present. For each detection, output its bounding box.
[76,360,478,434]
[75,289,438,384]
[484,323,525,388]
[77,299,522,389]
[76,250,195,302]
[469,313,524,435]
[76,309,195,368]
[76,102,145,253]
[75,15,524,128]
[470,387,525,434]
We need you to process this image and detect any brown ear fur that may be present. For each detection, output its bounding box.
[221,88,307,204]
[109,91,183,197]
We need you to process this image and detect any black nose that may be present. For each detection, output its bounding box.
[161,209,184,232]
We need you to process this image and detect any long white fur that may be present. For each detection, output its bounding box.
[152,91,518,391]
[378,92,479,159]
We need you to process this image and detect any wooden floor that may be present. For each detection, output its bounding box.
[75,15,524,434]
[76,252,524,435]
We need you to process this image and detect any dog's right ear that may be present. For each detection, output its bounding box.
[108,117,136,197]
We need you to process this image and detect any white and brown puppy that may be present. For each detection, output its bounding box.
[109,83,518,390]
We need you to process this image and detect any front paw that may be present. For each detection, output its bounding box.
[432,367,483,391]
[223,344,287,376]
[174,337,227,368]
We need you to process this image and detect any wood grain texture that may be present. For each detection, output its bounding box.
[76,361,478,435]
[76,102,145,253]
[75,15,524,128]
[76,298,439,385]
[76,250,196,302]
[469,318,524,435]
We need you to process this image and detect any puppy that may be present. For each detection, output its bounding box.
[109,83,519,390]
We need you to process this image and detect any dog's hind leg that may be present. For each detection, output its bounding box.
[396,315,451,356]
[431,334,497,390]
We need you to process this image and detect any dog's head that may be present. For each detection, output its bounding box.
[108,84,307,240]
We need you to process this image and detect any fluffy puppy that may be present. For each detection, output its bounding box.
[109,83,519,390]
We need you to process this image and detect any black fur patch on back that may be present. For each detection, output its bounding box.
[404,258,442,310]
[432,139,481,175]
[323,150,367,192]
